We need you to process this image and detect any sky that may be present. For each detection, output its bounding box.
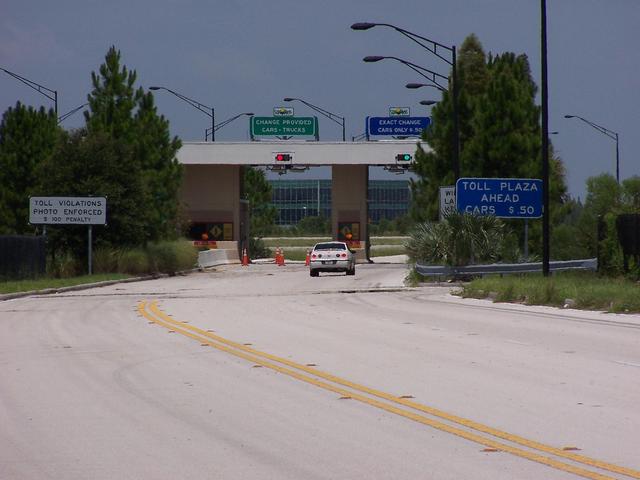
[1,0,638,200]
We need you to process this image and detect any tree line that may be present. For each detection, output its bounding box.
[0,47,183,260]
[409,34,639,269]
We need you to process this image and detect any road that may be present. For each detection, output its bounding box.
[1,263,639,480]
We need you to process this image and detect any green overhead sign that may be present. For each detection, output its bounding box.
[250,116,318,137]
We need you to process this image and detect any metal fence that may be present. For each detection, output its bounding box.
[415,258,598,277]
[0,235,46,279]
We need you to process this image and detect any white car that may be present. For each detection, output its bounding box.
[309,241,356,277]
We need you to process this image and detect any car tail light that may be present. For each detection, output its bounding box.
[336,253,340,258]
[312,254,316,259]
[341,253,347,258]
[317,254,322,258]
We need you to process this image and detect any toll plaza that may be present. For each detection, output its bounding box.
[177,140,428,262]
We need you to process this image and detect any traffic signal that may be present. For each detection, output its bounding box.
[395,153,413,162]
[274,152,293,162]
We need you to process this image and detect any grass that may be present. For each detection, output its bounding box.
[371,245,406,257]
[370,236,409,246]
[282,250,308,261]
[0,273,130,295]
[458,271,640,313]
[263,237,331,247]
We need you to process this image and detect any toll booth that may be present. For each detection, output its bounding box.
[177,141,429,263]
[332,165,368,261]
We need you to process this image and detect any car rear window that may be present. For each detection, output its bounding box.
[314,243,346,251]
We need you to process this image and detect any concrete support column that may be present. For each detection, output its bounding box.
[180,164,243,260]
[331,165,368,262]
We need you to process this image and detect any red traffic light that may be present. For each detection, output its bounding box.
[275,152,292,162]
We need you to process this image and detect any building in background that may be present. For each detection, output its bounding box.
[269,179,331,225]
[269,179,410,225]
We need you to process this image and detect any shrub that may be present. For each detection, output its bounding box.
[92,247,120,274]
[118,248,150,275]
[406,212,506,266]
[598,213,625,275]
[146,240,197,274]
[500,231,522,263]
[249,237,271,259]
[294,216,331,235]
[47,251,80,278]
[405,221,451,265]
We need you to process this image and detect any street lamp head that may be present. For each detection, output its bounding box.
[148,86,162,91]
[406,83,425,89]
[420,100,437,106]
[363,56,385,63]
[351,22,377,31]
[564,115,575,119]
[245,112,255,116]
[283,97,296,102]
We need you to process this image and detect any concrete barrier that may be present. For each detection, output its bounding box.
[198,242,240,268]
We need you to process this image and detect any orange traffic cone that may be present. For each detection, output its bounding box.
[241,247,249,266]
[275,247,281,266]
[279,248,285,266]
[305,249,311,266]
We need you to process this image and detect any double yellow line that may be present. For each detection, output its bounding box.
[138,300,638,480]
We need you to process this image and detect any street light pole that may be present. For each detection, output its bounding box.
[149,86,215,141]
[1,67,58,116]
[205,112,254,141]
[57,103,89,124]
[452,46,459,180]
[365,56,448,91]
[283,97,345,141]
[541,0,550,276]
[352,23,459,179]
[564,114,620,183]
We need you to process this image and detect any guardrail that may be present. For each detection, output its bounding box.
[415,258,597,277]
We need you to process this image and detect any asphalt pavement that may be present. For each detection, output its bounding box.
[1,263,638,480]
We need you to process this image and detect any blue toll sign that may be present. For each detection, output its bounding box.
[455,178,543,218]
[367,116,430,136]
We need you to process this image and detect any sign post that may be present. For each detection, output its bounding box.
[29,196,107,274]
[524,219,529,261]
[88,225,93,275]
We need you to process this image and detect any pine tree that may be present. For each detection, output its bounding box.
[59,47,182,245]
[37,129,146,254]
[464,52,540,179]
[410,34,569,235]
[133,91,182,241]
[41,46,183,250]
[0,102,59,234]
[85,47,138,140]
[410,34,488,221]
